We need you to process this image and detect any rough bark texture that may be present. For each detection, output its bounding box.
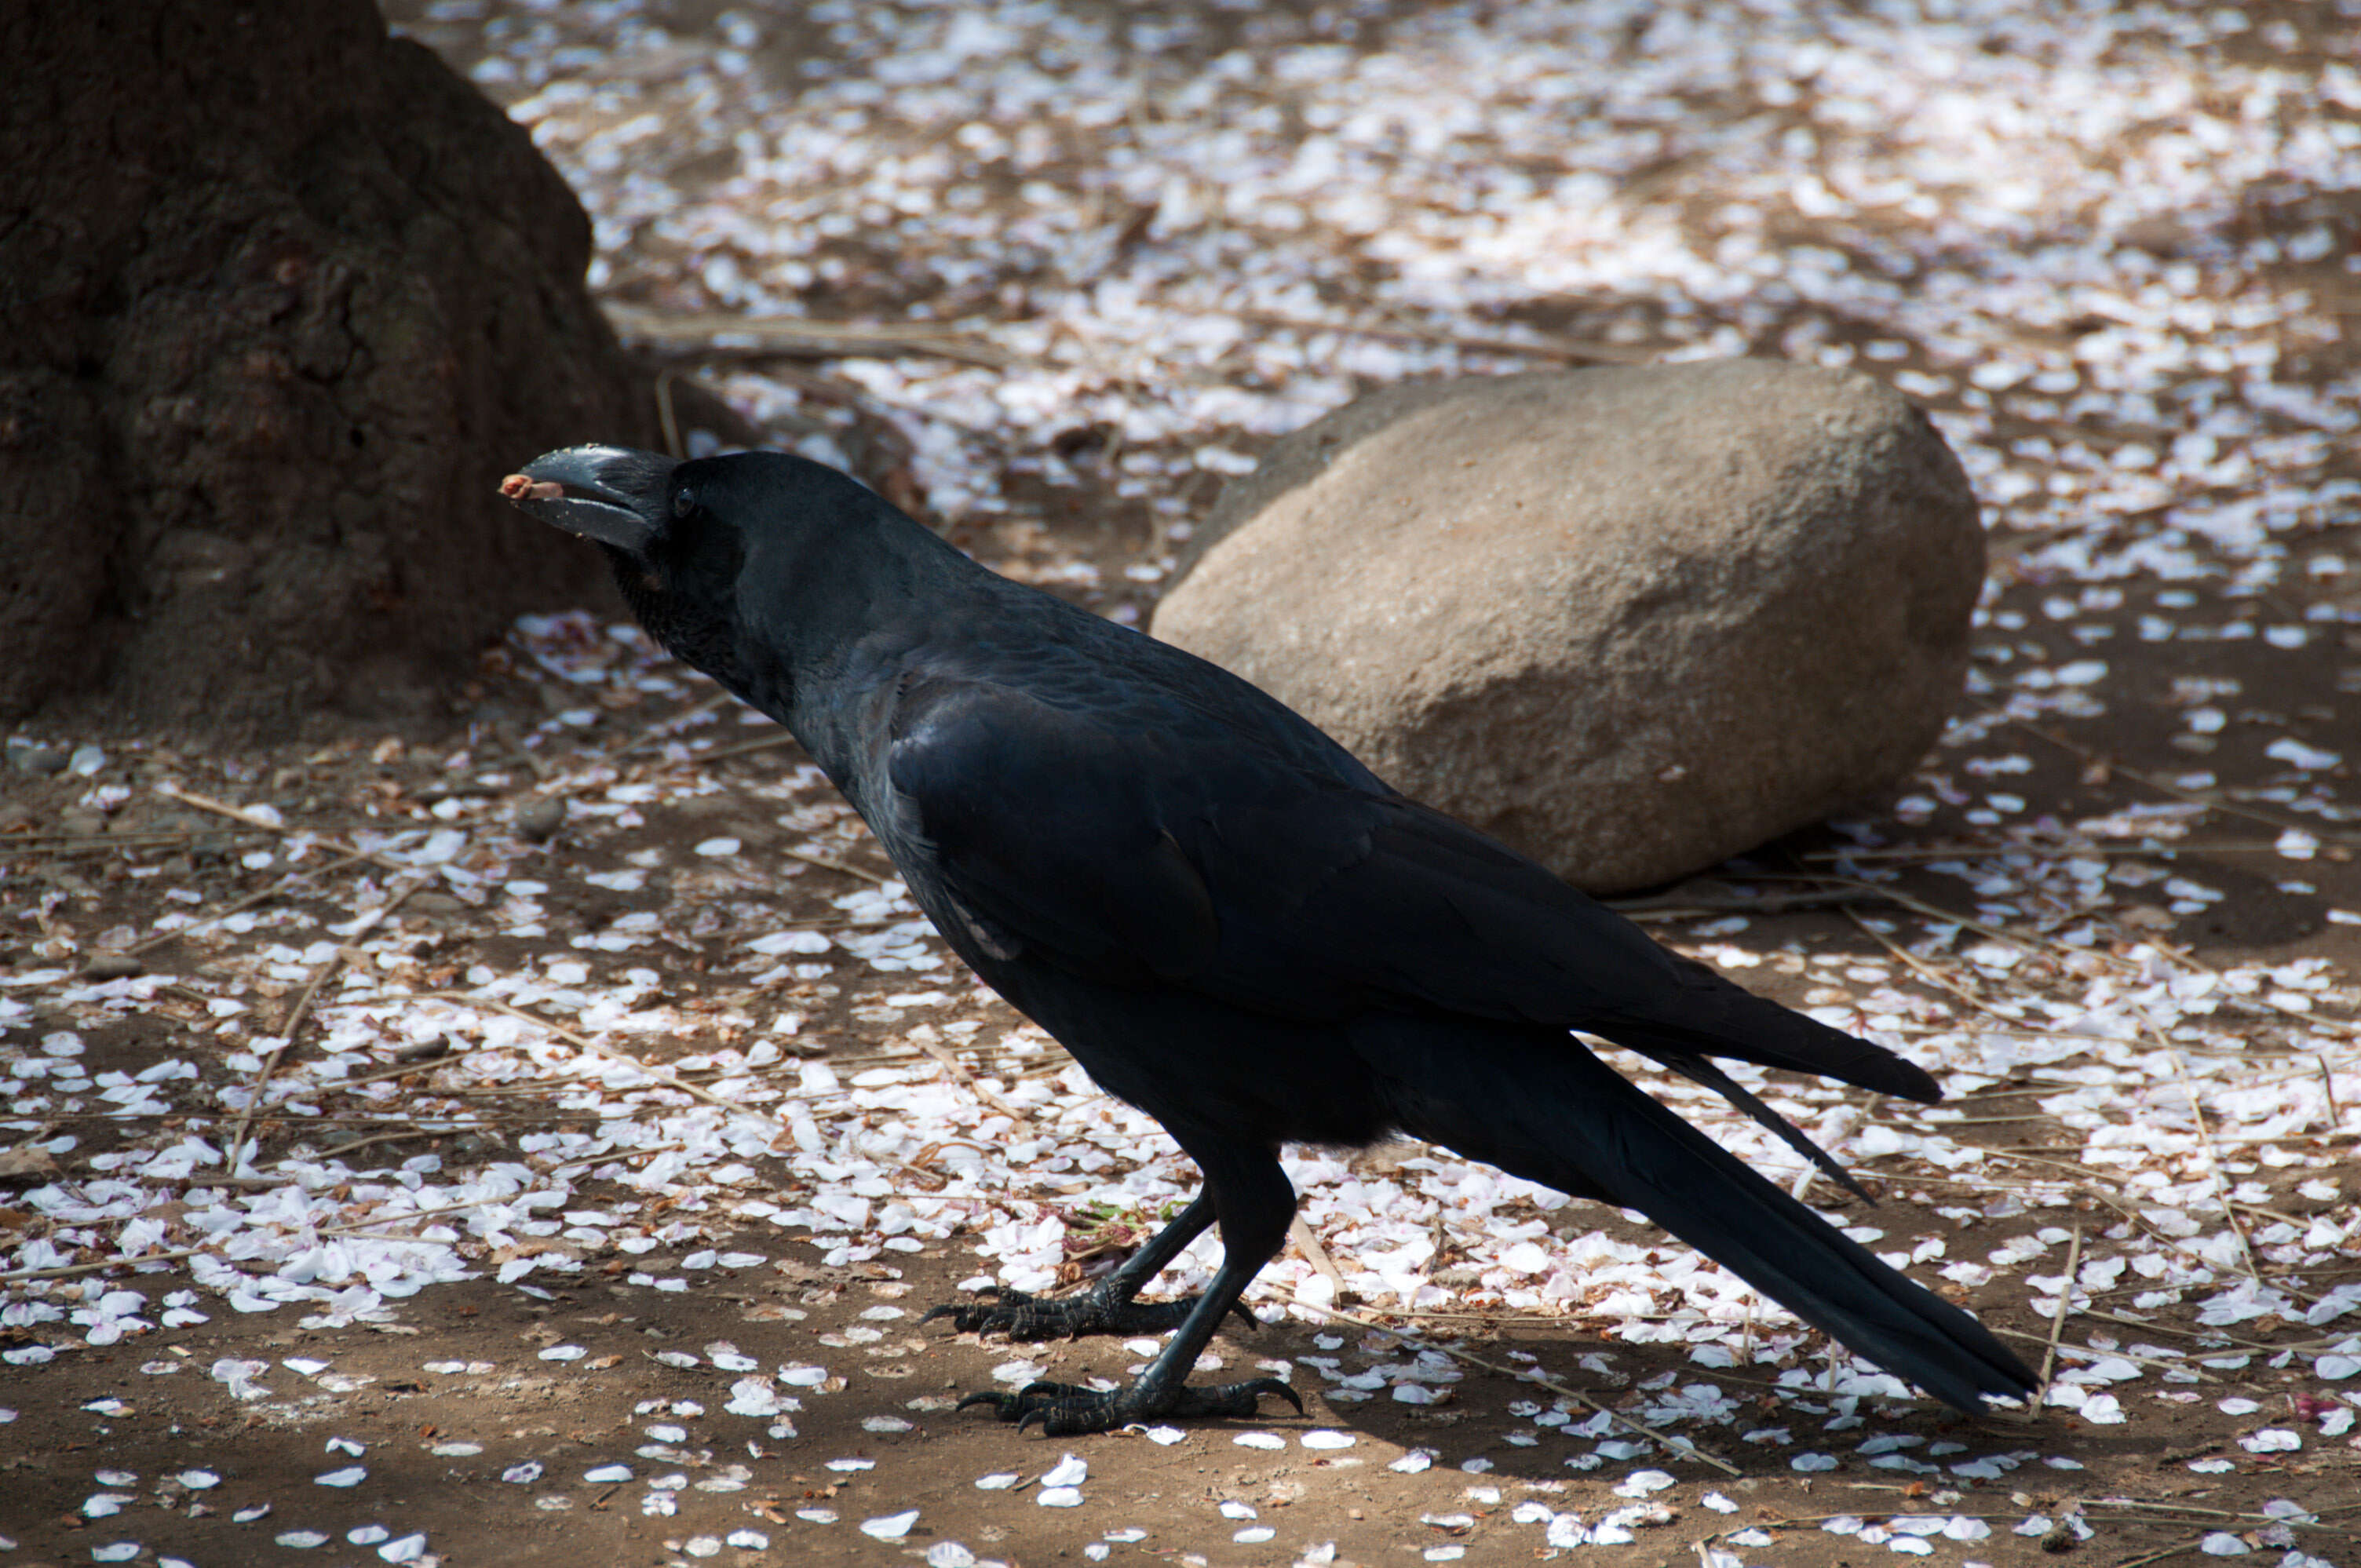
[1153,362,1987,894]
[0,0,656,735]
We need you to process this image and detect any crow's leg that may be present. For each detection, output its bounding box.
[957,1136,1304,1435]
[922,1190,1261,1340]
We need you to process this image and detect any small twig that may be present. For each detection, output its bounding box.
[149,784,456,882]
[411,994,775,1125]
[9,830,262,858]
[1613,888,1880,921]
[654,366,684,459]
[699,732,801,764]
[318,1048,457,1092]
[2090,1497,2352,1532]
[308,1129,438,1163]
[1776,872,2133,975]
[604,302,1027,370]
[316,1196,504,1238]
[2121,933,2361,1041]
[1228,308,1659,366]
[2162,1037,2267,1293]
[149,783,400,870]
[1987,1154,2334,1311]
[1287,1215,1351,1304]
[1996,1326,2204,1379]
[222,942,358,1176]
[911,1036,1034,1125]
[221,881,421,1172]
[127,845,378,955]
[1845,907,2018,1026]
[611,692,735,759]
[2109,1537,2210,1568]
[2039,1223,2084,1394]
[2008,717,2361,844]
[779,844,895,885]
[0,1246,208,1285]
[544,1141,690,1175]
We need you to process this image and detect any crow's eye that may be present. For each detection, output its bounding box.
[672,485,696,520]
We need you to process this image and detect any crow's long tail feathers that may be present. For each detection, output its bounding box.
[1368,1022,2038,1413]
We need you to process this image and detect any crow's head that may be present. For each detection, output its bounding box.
[503,442,758,691]
[503,443,932,710]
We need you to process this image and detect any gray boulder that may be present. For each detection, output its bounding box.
[1151,361,1984,893]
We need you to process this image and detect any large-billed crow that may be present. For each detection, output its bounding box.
[503,444,2036,1436]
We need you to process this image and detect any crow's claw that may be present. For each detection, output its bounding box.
[958,1376,1302,1436]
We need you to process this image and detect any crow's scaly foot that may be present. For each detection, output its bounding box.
[956,1376,1303,1436]
[921,1282,1257,1342]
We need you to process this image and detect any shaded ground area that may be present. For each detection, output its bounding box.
[2,560,2355,1567]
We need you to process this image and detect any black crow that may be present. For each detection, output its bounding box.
[503,445,2038,1436]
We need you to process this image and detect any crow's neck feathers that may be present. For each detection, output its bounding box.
[612,455,1011,789]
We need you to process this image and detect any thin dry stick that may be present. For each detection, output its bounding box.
[2091,1497,2355,1532]
[318,1051,458,1092]
[1268,1296,1742,1478]
[14,830,258,856]
[414,993,773,1124]
[2008,717,2361,844]
[695,732,801,764]
[544,1141,690,1175]
[2131,933,2361,1041]
[0,1246,208,1285]
[222,881,421,1171]
[2160,1037,2267,1293]
[780,844,894,884]
[128,845,378,956]
[2039,1223,2084,1393]
[604,302,1028,370]
[153,785,397,873]
[308,1129,438,1163]
[2109,1537,2210,1568]
[2076,1308,2223,1347]
[316,1195,505,1238]
[1228,308,1658,366]
[1794,873,2139,977]
[910,1036,1035,1126]
[1991,1330,2215,1380]
[1984,1153,2331,1311]
[611,691,735,758]
[222,954,347,1175]
[1286,1216,1351,1304]
[1845,908,2021,1027]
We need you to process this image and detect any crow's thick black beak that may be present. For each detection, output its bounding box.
[501,444,678,554]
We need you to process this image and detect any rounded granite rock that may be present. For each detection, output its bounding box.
[1151,360,1985,894]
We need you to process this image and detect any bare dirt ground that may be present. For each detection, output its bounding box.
[7,1,2361,1566]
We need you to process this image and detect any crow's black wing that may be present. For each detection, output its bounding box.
[880,677,1227,988]
[881,674,1935,1103]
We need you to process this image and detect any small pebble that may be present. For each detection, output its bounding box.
[514,795,568,841]
[7,741,71,776]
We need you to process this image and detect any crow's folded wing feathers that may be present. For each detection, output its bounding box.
[882,681,1225,985]
[885,679,1936,1103]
